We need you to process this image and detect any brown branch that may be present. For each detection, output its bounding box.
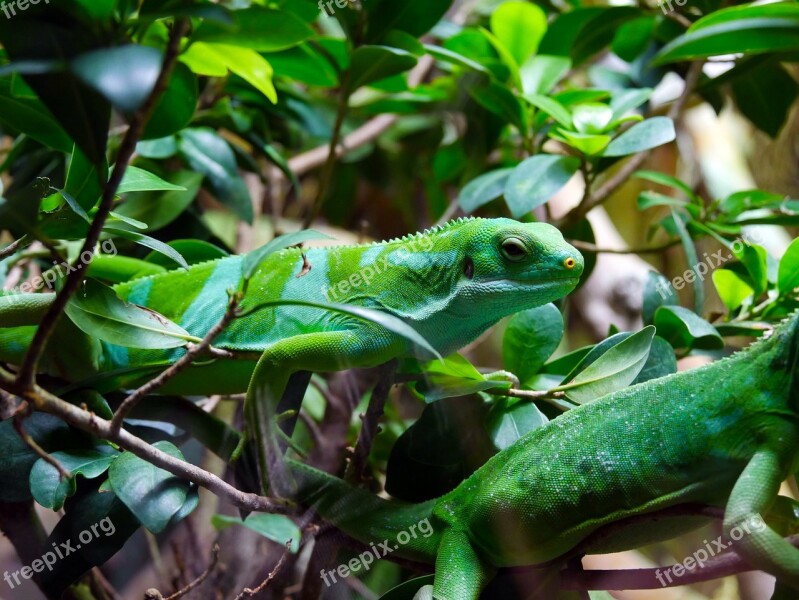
[0,236,26,260]
[13,400,70,479]
[233,540,292,600]
[557,61,704,229]
[343,360,397,483]
[110,291,242,433]
[144,544,220,600]
[0,367,288,514]
[286,55,434,179]
[569,238,681,254]
[562,534,799,590]
[15,18,191,389]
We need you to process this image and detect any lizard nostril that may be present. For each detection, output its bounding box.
[564,257,576,270]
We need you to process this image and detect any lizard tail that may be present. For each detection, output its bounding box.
[286,459,441,564]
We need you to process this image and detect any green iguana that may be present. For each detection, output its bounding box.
[282,310,799,599]
[0,217,584,490]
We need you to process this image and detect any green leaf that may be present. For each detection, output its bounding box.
[654,2,799,65]
[114,171,203,232]
[108,441,196,534]
[603,117,675,156]
[415,354,509,402]
[365,0,452,43]
[713,269,754,312]
[504,154,580,218]
[181,42,276,103]
[70,45,161,112]
[424,44,490,73]
[654,305,724,350]
[520,55,571,95]
[117,165,187,194]
[192,6,315,52]
[555,326,655,404]
[65,145,107,212]
[778,236,799,296]
[637,191,687,211]
[539,6,641,64]
[37,484,140,598]
[643,271,678,325]
[634,169,695,200]
[553,130,611,156]
[178,128,254,223]
[104,228,189,270]
[572,103,613,134]
[212,513,300,552]
[386,395,493,501]
[0,20,111,166]
[0,177,49,233]
[347,46,417,92]
[490,1,547,66]
[144,240,229,269]
[0,77,72,153]
[142,62,198,140]
[487,397,549,450]
[30,446,118,511]
[0,413,87,502]
[734,242,768,297]
[244,229,334,279]
[525,93,573,128]
[458,168,513,213]
[502,303,564,384]
[632,336,677,384]
[610,88,653,122]
[720,189,786,216]
[469,79,526,130]
[731,62,798,137]
[612,17,656,62]
[671,208,704,313]
[65,279,197,349]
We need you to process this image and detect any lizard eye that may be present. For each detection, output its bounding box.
[464,256,474,279]
[501,238,527,262]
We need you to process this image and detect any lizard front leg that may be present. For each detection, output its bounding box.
[724,449,799,588]
[243,328,405,495]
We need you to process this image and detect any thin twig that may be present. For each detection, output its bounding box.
[233,541,292,600]
[15,19,190,389]
[286,56,434,180]
[557,61,704,229]
[344,360,397,483]
[0,367,288,514]
[144,544,220,600]
[12,401,70,479]
[569,238,681,254]
[562,534,799,590]
[0,236,26,260]
[110,291,242,433]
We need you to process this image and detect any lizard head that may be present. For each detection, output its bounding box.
[454,218,583,318]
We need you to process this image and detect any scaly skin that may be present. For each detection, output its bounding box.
[286,311,799,599]
[0,217,584,492]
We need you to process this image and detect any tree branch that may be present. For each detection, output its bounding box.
[15,18,190,389]
[344,360,397,483]
[110,290,242,434]
[0,367,288,515]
